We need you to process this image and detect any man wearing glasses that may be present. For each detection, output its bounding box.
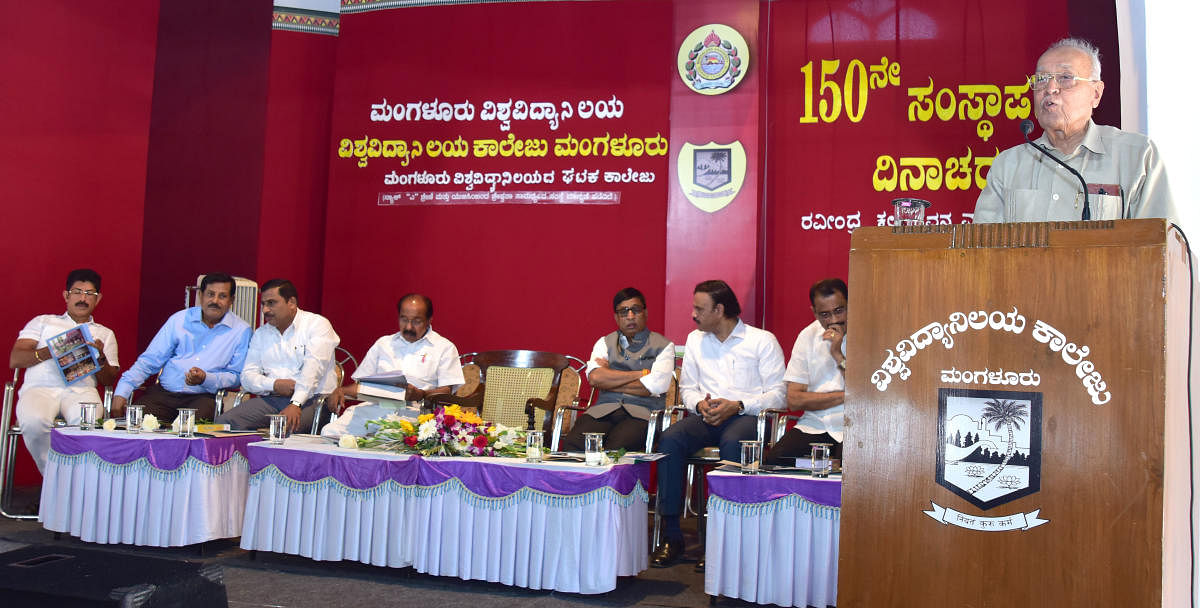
[108,273,252,423]
[559,287,675,452]
[974,37,1176,222]
[764,278,847,464]
[320,293,464,437]
[9,268,120,472]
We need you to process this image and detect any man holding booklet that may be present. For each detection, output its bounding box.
[321,293,464,438]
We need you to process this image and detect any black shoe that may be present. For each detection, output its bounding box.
[694,557,705,572]
[649,540,684,568]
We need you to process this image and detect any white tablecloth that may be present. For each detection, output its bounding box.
[240,437,650,594]
[705,470,841,607]
[39,428,251,546]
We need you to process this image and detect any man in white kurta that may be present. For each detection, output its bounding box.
[321,293,464,437]
[10,269,120,472]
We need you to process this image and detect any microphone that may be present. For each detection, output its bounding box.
[1020,119,1090,220]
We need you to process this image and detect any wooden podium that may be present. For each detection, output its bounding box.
[839,220,1192,606]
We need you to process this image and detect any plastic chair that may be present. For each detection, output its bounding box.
[308,347,358,434]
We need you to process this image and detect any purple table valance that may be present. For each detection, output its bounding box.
[50,429,258,471]
[248,444,651,499]
[707,471,842,508]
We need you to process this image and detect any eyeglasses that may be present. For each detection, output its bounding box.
[67,288,99,297]
[615,306,646,316]
[1028,72,1099,91]
[816,306,846,321]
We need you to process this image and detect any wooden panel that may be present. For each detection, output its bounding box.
[839,219,1178,606]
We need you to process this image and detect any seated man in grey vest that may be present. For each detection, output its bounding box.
[560,287,675,452]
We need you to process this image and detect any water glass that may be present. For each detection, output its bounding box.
[177,408,197,438]
[739,440,762,474]
[126,404,144,434]
[892,197,931,225]
[810,443,833,478]
[268,414,288,444]
[583,432,605,466]
[525,431,544,463]
[79,402,98,430]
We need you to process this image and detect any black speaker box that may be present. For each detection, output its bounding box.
[0,544,227,607]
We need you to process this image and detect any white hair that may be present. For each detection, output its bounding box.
[1045,37,1102,80]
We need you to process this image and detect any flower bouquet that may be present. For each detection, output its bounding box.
[357,404,527,457]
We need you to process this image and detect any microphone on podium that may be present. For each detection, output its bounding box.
[1020,119,1090,220]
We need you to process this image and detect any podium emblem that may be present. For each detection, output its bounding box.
[676,25,749,95]
[935,388,1042,510]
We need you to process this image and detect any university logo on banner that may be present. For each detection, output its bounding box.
[924,388,1049,531]
[677,141,746,213]
[677,24,749,95]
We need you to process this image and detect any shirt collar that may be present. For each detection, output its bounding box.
[1036,119,1103,156]
[394,327,435,347]
[618,328,651,349]
[59,311,93,324]
[705,319,746,344]
[186,306,237,329]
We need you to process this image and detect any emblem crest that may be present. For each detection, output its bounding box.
[677,25,749,95]
[935,388,1042,510]
[677,141,746,213]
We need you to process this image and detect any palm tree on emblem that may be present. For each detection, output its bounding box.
[967,398,1029,495]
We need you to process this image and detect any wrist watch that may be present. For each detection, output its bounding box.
[288,401,302,409]
[737,401,745,414]
[837,359,847,371]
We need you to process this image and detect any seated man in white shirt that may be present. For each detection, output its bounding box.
[560,287,675,452]
[321,293,464,437]
[650,280,786,569]
[215,279,339,433]
[765,278,847,464]
[9,268,120,472]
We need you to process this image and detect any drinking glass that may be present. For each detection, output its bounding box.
[739,440,762,474]
[177,408,197,438]
[126,404,144,434]
[525,431,544,463]
[810,443,833,478]
[268,414,288,444]
[892,198,931,225]
[584,433,605,466]
[79,402,98,431]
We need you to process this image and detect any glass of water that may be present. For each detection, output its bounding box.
[810,443,833,478]
[525,431,544,463]
[739,440,762,474]
[79,402,98,430]
[126,404,144,434]
[268,414,288,444]
[584,432,605,466]
[177,408,197,438]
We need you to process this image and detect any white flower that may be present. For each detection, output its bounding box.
[417,419,437,441]
[385,412,403,422]
[141,414,160,432]
[338,435,359,449]
[101,418,117,432]
[171,417,182,433]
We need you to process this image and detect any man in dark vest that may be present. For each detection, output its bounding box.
[560,287,675,452]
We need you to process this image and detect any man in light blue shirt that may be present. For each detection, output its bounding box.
[110,273,252,422]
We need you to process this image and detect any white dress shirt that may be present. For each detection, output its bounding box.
[353,327,465,390]
[240,309,339,405]
[679,320,786,416]
[18,313,119,389]
[783,319,845,442]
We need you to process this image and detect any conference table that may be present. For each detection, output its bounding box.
[705,469,841,608]
[240,436,651,594]
[39,427,258,546]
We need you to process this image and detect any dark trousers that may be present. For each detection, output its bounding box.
[560,407,651,452]
[656,413,759,519]
[763,428,842,465]
[136,383,217,423]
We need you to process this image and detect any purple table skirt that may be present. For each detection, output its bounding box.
[50,429,259,470]
[248,444,652,499]
[707,471,841,508]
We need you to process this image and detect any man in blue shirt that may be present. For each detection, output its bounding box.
[110,273,252,422]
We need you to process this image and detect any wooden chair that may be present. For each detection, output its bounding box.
[1,369,113,520]
[427,350,585,430]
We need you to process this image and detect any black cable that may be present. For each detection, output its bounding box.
[1169,221,1195,608]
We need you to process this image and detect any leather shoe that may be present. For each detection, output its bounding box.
[649,540,684,568]
[694,557,705,572]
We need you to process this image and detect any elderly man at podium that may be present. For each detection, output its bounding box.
[320,293,464,437]
[973,37,1176,223]
[649,279,786,569]
[764,278,847,465]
